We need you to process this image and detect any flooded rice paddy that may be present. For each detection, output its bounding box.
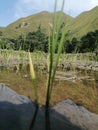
[0,64,98,114]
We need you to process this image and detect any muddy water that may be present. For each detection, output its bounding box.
[0,65,98,113]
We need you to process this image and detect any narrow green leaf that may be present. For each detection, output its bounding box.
[53,0,65,53]
[46,0,66,103]
[49,23,67,98]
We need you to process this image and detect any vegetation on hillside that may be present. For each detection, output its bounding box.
[0,6,98,53]
[64,29,98,53]
[0,6,98,40]
[11,25,48,52]
[0,28,98,53]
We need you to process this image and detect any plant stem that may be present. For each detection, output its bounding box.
[45,104,51,130]
[29,103,39,130]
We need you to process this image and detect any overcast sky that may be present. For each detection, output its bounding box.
[0,0,98,26]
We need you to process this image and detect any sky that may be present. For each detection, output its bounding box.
[0,0,98,27]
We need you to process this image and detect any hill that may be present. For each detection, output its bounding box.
[0,6,98,39]
[66,6,98,39]
[0,11,73,38]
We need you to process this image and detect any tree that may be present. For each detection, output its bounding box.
[64,40,72,53]
[80,31,96,52]
[24,25,48,52]
[71,37,79,52]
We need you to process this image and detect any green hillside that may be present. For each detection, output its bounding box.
[0,11,73,38]
[0,6,98,39]
[66,6,98,39]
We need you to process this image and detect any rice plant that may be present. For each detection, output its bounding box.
[28,0,67,129]
[45,0,67,129]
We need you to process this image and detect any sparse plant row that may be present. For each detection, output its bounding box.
[0,49,98,69]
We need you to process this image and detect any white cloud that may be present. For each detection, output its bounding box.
[14,0,54,18]
[91,0,98,6]
[64,0,98,16]
[14,0,98,19]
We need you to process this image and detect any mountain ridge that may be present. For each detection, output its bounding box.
[66,6,98,39]
[0,6,98,39]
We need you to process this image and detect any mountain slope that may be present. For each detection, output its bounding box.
[1,11,73,38]
[1,6,98,39]
[66,6,98,39]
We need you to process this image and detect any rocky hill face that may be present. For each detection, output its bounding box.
[0,6,98,39]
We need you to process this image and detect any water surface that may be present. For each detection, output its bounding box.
[0,65,98,113]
